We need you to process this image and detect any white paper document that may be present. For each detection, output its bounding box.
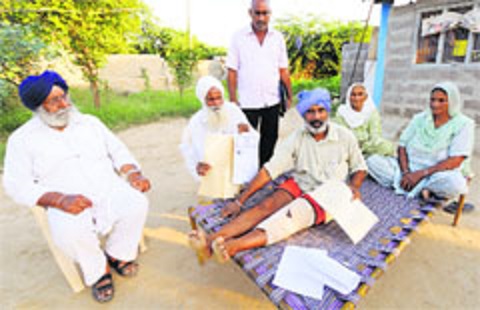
[198,134,240,198]
[308,181,379,244]
[233,133,259,185]
[273,246,361,300]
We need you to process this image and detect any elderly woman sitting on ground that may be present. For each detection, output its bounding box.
[367,82,475,206]
[334,83,394,158]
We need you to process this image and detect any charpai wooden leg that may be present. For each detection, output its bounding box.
[452,194,466,227]
[188,206,206,265]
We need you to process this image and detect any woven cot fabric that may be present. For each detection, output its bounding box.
[190,177,433,309]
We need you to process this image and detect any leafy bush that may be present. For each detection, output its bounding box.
[135,20,226,59]
[0,22,50,87]
[292,75,341,99]
[276,16,372,79]
[135,20,226,95]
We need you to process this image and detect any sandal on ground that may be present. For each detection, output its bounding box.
[421,190,447,206]
[443,201,475,214]
[92,273,114,303]
[107,255,139,277]
[211,236,230,264]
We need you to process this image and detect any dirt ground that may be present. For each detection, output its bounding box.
[1,110,479,309]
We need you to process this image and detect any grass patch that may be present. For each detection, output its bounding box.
[71,88,200,130]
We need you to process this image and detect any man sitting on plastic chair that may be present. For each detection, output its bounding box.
[188,88,368,263]
[2,71,151,303]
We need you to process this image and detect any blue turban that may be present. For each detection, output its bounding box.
[18,70,69,111]
[296,88,331,116]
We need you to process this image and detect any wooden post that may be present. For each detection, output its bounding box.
[452,194,466,227]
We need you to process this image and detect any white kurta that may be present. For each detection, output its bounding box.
[179,101,259,181]
[2,112,148,285]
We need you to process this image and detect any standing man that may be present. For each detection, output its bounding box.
[227,0,292,167]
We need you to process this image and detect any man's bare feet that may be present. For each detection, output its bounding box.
[188,229,211,262]
[211,236,230,264]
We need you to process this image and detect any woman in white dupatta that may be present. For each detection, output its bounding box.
[335,83,394,158]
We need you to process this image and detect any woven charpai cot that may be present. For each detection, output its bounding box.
[189,176,435,310]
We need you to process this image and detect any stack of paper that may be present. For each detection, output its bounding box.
[198,134,240,198]
[233,133,259,185]
[273,246,361,300]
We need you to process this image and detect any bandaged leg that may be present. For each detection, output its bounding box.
[47,208,106,286]
[105,186,149,262]
[256,197,316,245]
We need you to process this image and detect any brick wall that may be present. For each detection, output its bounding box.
[341,43,369,100]
[381,0,480,153]
[43,54,224,93]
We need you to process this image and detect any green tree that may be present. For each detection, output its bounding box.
[1,0,145,108]
[276,16,372,79]
[0,22,55,110]
[0,23,50,87]
[164,35,202,97]
[134,20,226,96]
[134,19,227,60]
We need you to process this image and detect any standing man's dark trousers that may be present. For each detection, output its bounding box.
[243,104,280,167]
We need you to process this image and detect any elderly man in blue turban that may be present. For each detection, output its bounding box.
[3,71,151,303]
[188,88,367,263]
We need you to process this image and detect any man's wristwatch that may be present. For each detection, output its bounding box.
[124,169,141,181]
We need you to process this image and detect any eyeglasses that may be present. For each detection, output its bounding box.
[254,10,271,16]
[45,93,68,107]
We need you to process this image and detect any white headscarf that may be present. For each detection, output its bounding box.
[195,75,225,108]
[431,81,463,118]
[337,83,376,128]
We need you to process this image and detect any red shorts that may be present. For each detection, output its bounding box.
[277,178,326,225]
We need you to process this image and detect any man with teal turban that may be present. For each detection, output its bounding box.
[3,71,152,303]
[188,88,368,263]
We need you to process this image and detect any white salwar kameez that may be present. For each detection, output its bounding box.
[179,101,258,181]
[3,112,148,286]
[180,75,259,182]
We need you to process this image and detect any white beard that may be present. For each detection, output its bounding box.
[206,105,229,132]
[305,120,329,135]
[37,104,74,128]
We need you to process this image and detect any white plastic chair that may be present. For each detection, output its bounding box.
[32,206,147,293]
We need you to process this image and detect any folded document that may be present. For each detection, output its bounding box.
[273,246,361,300]
[308,180,379,244]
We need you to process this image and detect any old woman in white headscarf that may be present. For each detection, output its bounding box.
[335,83,394,157]
[179,75,257,181]
[367,81,475,202]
